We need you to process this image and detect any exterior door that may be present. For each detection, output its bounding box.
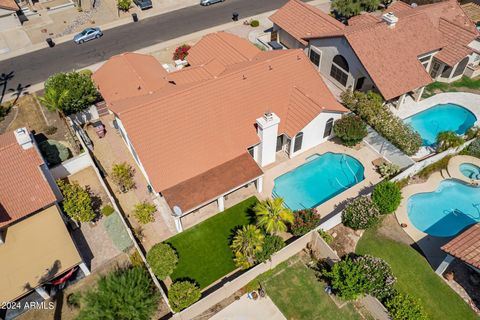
[355,77,365,91]
[276,135,283,152]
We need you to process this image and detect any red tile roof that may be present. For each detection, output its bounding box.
[0,0,19,11]
[94,34,346,194]
[269,0,345,46]
[442,224,480,269]
[0,130,56,228]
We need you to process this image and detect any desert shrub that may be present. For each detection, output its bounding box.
[67,292,82,308]
[117,0,131,11]
[168,281,201,312]
[341,90,422,155]
[254,234,285,263]
[173,44,191,61]
[77,267,159,320]
[57,179,95,222]
[334,114,367,146]
[101,205,114,217]
[378,162,400,178]
[133,201,156,224]
[356,255,396,299]
[0,102,12,121]
[147,243,178,280]
[318,229,333,244]
[38,139,70,165]
[385,292,427,320]
[129,250,144,267]
[111,162,135,192]
[44,125,57,135]
[250,19,260,27]
[342,196,380,230]
[372,181,402,214]
[467,137,480,158]
[322,256,368,300]
[436,131,464,152]
[290,208,321,236]
[395,177,410,189]
[465,126,480,140]
[417,155,452,179]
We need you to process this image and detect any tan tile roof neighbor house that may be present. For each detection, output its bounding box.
[461,2,480,24]
[0,0,19,11]
[269,0,345,45]
[0,130,56,228]
[442,224,480,270]
[93,33,346,210]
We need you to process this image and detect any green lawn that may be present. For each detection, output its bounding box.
[356,229,478,320]
[166,196,257,289]
[264,259,363,320]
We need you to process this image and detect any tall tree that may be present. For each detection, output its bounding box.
[331,0,362,19]
[254,198,294,235]
[231,225,264,269]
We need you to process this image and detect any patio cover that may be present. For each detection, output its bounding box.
[442,224,480,270]
[162,153,263,214]
[0,205,82,302]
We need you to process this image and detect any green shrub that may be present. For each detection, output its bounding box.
[395,177,410,189]
[117,0,131,11]
[334,114,367,146]
[467,137,480,158]
[77,267,159,320]
[290,208,321,236]
[418,155,452,179]
[67,292,82,308]
[465,126,480,140]
[378,162,400,178]
[254,234,285,263]
[355,255,396,299]
[323,256,368,300]
[38,140,70,166]
[57,179,95,222]
[133,201,156,224]
[342,196,380,230]
[101,205,114,217]
[147,243,178,280]
[250,20,260,27]
[129,250,144,267]
[385,292,427,320]
[168,281,201,312]
[341,91,422,155]
[318,229,333,244]
[111,162,135,192]
[44,125,57,135]
[372,181,402,214]
[436,131,464,152]
[0,102,12,121]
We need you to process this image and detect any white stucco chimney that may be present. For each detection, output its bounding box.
[382,12,398,28]
[256,111,280,167]
[14,127,33,150]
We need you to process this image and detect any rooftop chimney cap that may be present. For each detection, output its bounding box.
[382,12,399,27]
[14,127,33,150]
[410,2,417,7]
[263,111,274,121]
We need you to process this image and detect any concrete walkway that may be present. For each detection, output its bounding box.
[210,294,286,320]
[363,126,415,169]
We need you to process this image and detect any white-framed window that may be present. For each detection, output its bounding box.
[330,55,349,87]
[309,48,321,68]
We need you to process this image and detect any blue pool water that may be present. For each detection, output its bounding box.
[404,104,477,146]
[460,163,480,180]
[407,180,480,237]
[272,152,365,211]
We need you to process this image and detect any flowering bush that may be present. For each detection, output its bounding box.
[372,181,402,214]
[355,255,396,299]
[378,162,400,178]
[290,208,321,236]
[467,137,480,157]
[173,44,191,61]
[385,292,427,320]
[342,196,380,230]
[341,91,422,155]
[333,114,368,146]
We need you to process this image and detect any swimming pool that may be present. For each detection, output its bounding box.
[460,163,480,180]
[272,152,365,211]
[407,180,480,237]
[404,103,477,146]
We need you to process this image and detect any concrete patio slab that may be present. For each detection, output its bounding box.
[210,294,286,320]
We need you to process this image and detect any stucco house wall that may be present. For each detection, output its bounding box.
[272,24,306,50]
[308,37,375,91]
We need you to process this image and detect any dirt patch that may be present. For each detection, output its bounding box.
[375,215,414,246]
[328,224,363,257]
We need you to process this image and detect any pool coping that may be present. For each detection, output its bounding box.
[447,155,480,184]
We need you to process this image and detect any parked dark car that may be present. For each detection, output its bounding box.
[134,0,152,10]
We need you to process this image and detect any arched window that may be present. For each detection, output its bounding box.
[452,57,469,78]
[333,55,349,71]
[293,132,303,152]
[330,55,349,86]
[323,118,334,138]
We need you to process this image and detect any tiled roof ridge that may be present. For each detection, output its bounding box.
[291,0,345,30]
[216,32,256,61]
[121,53,151,92]
[120,50,304,115]
[439,16,478,37]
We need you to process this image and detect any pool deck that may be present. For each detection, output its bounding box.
[396,155,480,267]
[261,140,382,220]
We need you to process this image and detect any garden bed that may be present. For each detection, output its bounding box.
[165,197,258,289]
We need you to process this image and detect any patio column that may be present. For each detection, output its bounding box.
[256,176,263,193]
[174,217,183,233]
[397,94,406,109]
[435,254,455,275]
[79,262,91,276]
[415,87,425,102]
[217,196,225,212]
[35,286,50,299]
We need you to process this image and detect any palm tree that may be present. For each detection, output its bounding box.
[231,225,264,269]
[254,198,294,235]
[38,86,69,117]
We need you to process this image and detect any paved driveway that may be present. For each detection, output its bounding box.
[210,294,286,320]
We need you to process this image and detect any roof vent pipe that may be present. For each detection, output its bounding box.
[382,12,399,28]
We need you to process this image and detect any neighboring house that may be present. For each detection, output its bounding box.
[92,32,346,222]
[270,0,480,107]
[442,224,480,273]
[0,128,87,314]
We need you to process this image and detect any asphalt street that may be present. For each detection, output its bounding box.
[0,0,293,92]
